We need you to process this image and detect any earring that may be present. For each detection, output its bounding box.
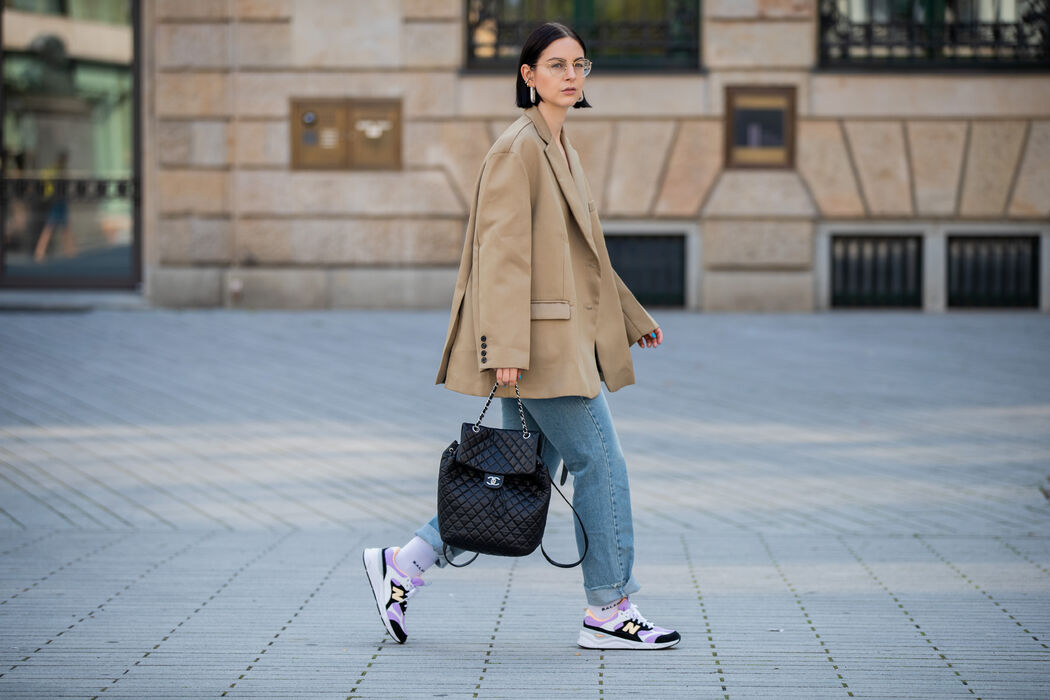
[530,84,536,104]
[576,90,583,103]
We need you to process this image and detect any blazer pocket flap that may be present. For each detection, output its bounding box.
[530,300,571,320]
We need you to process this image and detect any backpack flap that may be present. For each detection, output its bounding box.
[455,423,542,476]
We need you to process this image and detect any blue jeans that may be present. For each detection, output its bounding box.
[414,390,640,607]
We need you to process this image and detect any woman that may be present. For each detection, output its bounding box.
[364,22,679,651]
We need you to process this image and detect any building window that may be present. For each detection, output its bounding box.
[947,235,1039,307]
[1,0,140,288]
[831,234,924,307]
[5,0,131,24]
[819,0,1050,70]
[466,0,701,72]
[724,86,796,169]
[605,233,687,307]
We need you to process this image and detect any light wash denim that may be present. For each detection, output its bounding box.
[414,390,640,607]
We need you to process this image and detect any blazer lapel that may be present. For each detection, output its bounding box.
[525,108,599,260]
[562,133,600,259]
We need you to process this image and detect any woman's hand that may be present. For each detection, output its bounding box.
[496,367,523,386]
[636,327,663,349]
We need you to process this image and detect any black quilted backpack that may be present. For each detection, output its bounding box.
[437,382,587,568]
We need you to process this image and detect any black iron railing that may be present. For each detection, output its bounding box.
[466,0,701,71]
[832,235,924,307]
[948,235,1039,307]
[819,0,1050,69]
[1,177,138,202]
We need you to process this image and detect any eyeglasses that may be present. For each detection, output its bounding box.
[534,58,592,78]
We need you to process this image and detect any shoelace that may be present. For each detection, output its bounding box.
[400,575,427,602]
[624,602,652,628]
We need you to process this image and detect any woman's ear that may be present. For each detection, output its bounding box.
[520,64,532,85]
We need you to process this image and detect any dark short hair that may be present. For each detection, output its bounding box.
[515,22,592,109]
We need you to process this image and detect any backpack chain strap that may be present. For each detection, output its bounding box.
[472,381,530,439]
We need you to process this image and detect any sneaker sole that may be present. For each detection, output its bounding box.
[362,548,406,644]
[577,627,680,650]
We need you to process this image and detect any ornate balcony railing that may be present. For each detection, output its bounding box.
[819,0,1050,70]
[466,0,701,71]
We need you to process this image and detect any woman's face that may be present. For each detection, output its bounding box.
[522,36,586,109]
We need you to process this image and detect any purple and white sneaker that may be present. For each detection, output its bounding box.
[577,597,680,650]
[362,546,425,643]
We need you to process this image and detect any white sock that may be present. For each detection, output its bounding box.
[596,596,627,616]
[394,536,438,578]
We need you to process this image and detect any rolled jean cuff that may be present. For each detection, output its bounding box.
[413,518,471,569]
[584,575,641,607]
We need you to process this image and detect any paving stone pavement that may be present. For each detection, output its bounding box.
[0,309,1048,699]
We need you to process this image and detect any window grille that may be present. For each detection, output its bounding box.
[948,235,1039,307]
[466,0,701,72]
[819,0,1050,69]
[831,235,924,307]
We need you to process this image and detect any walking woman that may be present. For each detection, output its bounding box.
[364,22,679,651]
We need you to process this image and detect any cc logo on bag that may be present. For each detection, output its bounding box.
[484,475,503,488]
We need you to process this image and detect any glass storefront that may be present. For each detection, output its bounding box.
[1,0,139,288]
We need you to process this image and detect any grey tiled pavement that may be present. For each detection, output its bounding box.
[0,308,1048,699]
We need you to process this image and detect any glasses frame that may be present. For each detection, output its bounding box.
[531,58,593,78]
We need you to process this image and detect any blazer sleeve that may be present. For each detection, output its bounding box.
[475,152,532,371]
[613,269,658,345]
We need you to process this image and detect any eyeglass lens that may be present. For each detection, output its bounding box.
[547,59,591,76]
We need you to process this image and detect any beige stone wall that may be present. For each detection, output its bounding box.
[144,0,1050,310]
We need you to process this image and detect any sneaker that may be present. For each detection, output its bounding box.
[362,546,425,643]
[577,597,680,650]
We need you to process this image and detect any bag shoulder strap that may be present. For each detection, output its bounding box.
[539,478,588,568]
[442,544,479,568]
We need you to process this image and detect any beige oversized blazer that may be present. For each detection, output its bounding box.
[435,106,658,400]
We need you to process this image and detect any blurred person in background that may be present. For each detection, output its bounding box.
[2,150,31,252]
[34,150,76,261]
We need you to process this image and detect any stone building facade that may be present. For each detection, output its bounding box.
[144,0,1050,311]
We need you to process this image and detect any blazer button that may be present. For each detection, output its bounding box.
[480,335,487,342]
[481,350,487,356]
[481,343,487,349]
[481,357,488,364]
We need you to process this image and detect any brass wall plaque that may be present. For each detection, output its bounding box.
[290,98,401,171]
[348,98,401,171]
[291,99,348,170]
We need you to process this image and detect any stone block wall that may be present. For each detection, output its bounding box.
[143,0,1050,310]
[145,0,469,308]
